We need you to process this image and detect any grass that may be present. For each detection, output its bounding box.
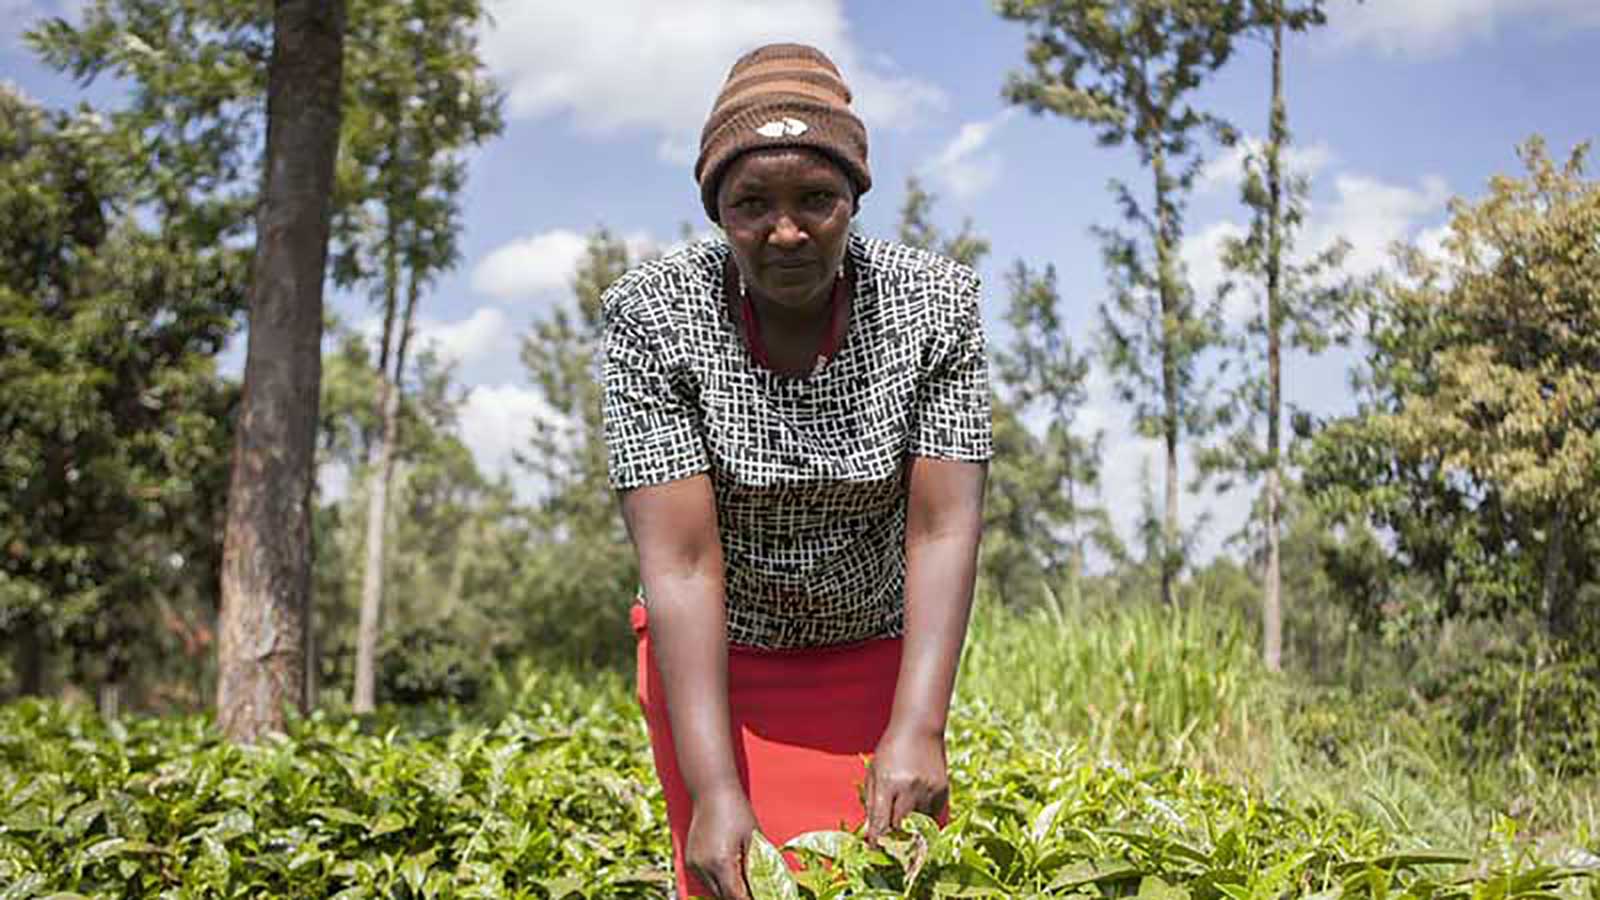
[958,585,1600,859]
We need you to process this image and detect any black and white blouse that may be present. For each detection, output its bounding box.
[601,231,992,649]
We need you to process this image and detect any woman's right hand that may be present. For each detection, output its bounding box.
[686,784,758,900]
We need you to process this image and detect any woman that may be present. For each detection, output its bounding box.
[601,43,991,900]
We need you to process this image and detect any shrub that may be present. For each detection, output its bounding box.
[378,620,492,706]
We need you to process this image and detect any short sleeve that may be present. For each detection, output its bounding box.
[907,271,994,461]
[601,308,709,491]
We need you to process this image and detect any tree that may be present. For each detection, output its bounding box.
[315,328,526,704]
[215,0,345,742]
[896,177,1113,605]
[897,176,990,269]
[996,0,1248,605]
[1303,138,1600,644]
[512,229,648,664]
[344,0,503,714]
[0,85,239,712]
[1201,0,1348,671]
[29,0,502,713]
[993,260,1111,585]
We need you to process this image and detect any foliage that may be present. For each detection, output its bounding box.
[0,83,239,706]
[4,655,1598,897]
[996,0,1251,603]
[314,330,532,701]
[1301,137,1600,641]
[1416,625,1600,778]
[993,260,1115,584]
[896,176,990,270]
[0,675,672,897]
[512,230,649,666]
[895,177,1116,605]
[377,620,493,706]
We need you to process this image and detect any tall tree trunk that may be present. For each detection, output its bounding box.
[352,378,396,713]
[13,620,44,698]
[217,0,346,743]
[1539,503,1571,642]
[1153,148,1181,607]
[353,261,422,713]
[1262,10,1287,674]
[351,208,401,713]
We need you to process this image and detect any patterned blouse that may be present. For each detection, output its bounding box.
[601,231,993,649]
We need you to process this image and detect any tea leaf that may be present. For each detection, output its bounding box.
[746,830,801,900]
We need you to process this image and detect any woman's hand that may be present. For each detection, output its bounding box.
[687,785,759,900]
[864,725,949,842]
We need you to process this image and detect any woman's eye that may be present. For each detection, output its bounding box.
[804,191,835,208]
[734,197,767,214]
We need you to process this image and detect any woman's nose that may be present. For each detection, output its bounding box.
[768,214,807,248]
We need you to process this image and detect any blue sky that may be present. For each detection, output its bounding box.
[5,0,1599,559]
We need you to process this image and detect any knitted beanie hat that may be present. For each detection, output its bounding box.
[695,43,871,223]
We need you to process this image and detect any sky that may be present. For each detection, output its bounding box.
[4,0,1599,561]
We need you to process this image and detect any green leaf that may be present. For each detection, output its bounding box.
[1032,798,1067,844]
[930,862,1007,897]
[370,811,407,837]
[1137,875,1190,900]
[746,831,800,900]
[783,829,862,861]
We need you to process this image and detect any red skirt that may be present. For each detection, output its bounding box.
[632,603,902,898]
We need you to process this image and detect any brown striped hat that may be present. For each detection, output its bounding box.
[695,42,872,223]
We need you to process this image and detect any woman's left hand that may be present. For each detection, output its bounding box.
[864,725,949,842]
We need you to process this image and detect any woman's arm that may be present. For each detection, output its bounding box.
[620,475,754,900]
[866,455,986,840]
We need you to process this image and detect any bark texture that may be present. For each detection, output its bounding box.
[217,0,346,743]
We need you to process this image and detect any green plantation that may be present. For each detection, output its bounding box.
[3,601,1597,899]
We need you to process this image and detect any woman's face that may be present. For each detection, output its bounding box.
[716,147,855,312]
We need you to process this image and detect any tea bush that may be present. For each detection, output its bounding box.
[3,682,1598,898]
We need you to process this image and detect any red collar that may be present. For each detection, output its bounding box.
[730,261,852,374]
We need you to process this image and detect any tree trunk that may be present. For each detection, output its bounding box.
[1540,504,1571,642]
[1152,149,1181,607]
[12,621,45,698]
[216,0,346,743]
[1263,469,1283,672]
[353,262,422,713]
[353,380,397,712]
[1262,10,1287,674]
[98,680,121,720]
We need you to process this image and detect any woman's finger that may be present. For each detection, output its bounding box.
[724,855,753,900]
[864,770,893,841]
[888,782,915,832]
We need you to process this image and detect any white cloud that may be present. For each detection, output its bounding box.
[471,227,665,303]
[479,0,944,162]
[920,110,1015,201]
[1181,170,1450,330]
[1413,222,1454,261]
[415,307,514,367]
[1304,173,1452,276]
[1180,220,1252,324]
[1198,138,1335,195]
[457,383,555,498]
[1328,0,1600,57]
[471,228,588,301]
